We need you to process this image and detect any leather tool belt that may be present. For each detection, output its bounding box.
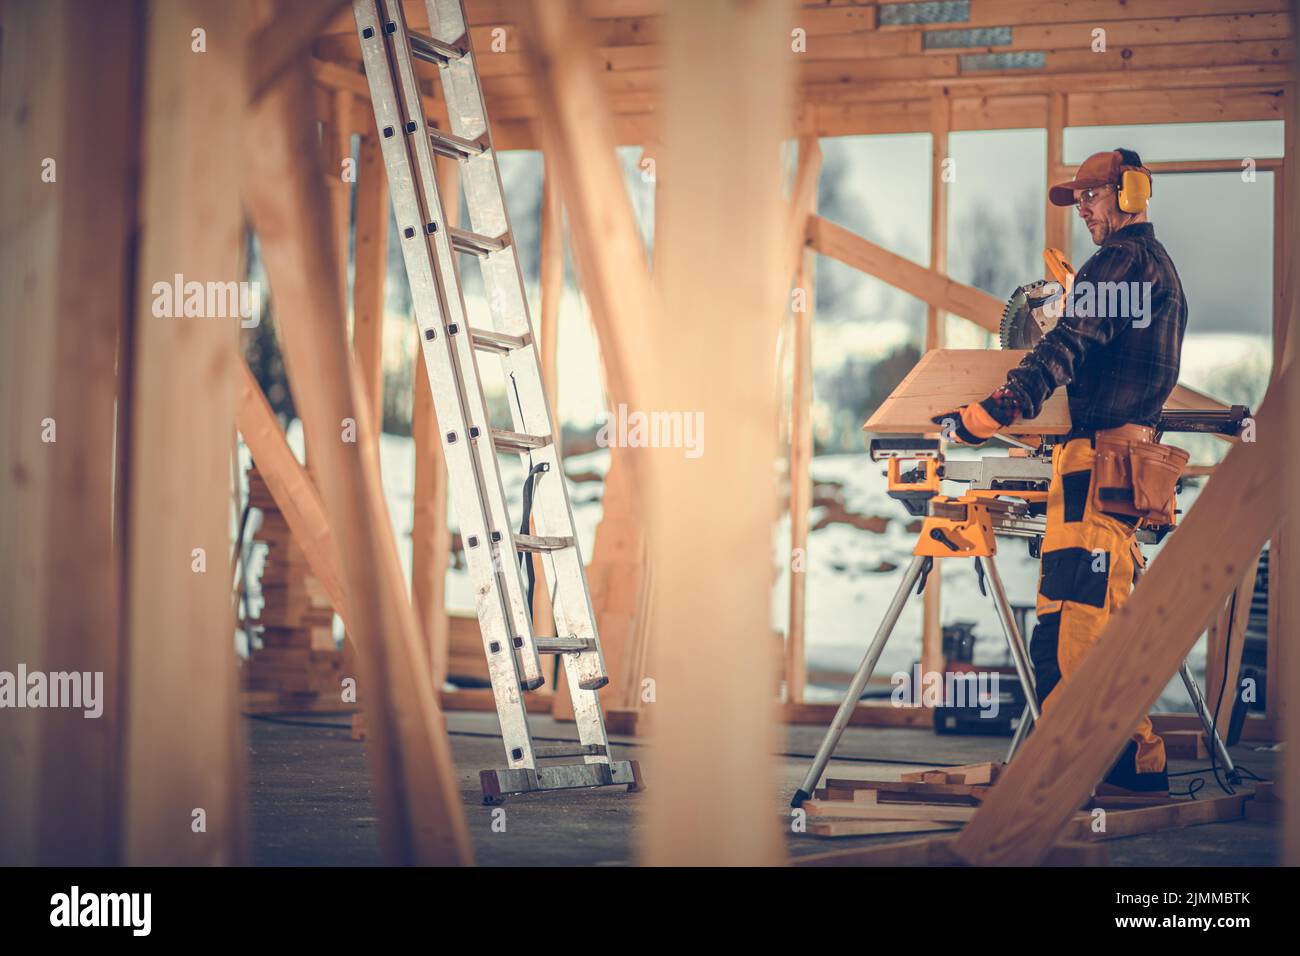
[1087,423,1189,526]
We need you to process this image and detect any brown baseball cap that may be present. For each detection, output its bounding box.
[1049,149,1143,206]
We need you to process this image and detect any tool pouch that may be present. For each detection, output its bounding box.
[1090,432,1188,526]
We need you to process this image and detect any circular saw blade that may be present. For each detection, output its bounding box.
[999,279,1062,349]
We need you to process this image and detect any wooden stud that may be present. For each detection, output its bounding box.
[120,0,248,866]
[639,0,793,866]
[0,0,137,865]
[522,0,658,726]
[249,0,351,102]
[786,136,823,706]
[329,87,353,310]
[1282,23,1300,867]
[1046,91,1069,261]
[922,92,950,688]
[352,118,388,430]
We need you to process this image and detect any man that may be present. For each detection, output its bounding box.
[935,148,1188,793]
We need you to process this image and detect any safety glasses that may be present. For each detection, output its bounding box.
[1073,185,1116,209]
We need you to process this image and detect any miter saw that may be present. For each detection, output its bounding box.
[998,247,1075,349]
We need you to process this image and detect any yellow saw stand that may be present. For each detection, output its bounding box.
[791,417,1245,808]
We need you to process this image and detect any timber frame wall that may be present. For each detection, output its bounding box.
[2,0,1296,868]
[310,0,1294,734]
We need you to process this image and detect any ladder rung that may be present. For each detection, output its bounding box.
[408,31,467,65]
[428,126,488,161]
[450,226,509,257]
[532,744,608,759]
[514,533,574,554]
[490,427,552,453]
[469,328,531,354]
[535,637,597,654]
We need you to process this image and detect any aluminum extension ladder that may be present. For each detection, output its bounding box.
[352,0,639,802]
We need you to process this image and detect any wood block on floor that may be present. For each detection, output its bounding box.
[1162,729,1209,760]
[807,819,962,838]
[823,778,987,804]
[900,762,1003,786]
[803,799,977,823]
[1065,793,1248,842]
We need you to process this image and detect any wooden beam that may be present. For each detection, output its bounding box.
[922,92,950,686]
[787,222,815,707]
[352,119,388,430]
[809,214,1006,333]
[783,136,824,285]
[0,0,137,865]
[1203,554,1262,738]
[121,0,247,866]
[1282,14,1300,868]
[785,135,822,707]
[1046,92,1069,260]
[807,64,1293,105]
[640,0,792,866]
[950,368,1289,866]
[522,1,656,427]
[244,50,470,866]
[522,0,659,725]
[235,361,350,628]
[533,154,562,643]
[327,87,353,309]
[250,0,351,102]
[783,700,934,728]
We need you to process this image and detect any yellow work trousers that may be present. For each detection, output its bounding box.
[1029,438,1167,782]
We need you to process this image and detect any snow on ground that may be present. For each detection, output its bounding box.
[241,427,1207,713]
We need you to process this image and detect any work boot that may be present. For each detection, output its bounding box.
[1100,740,1169,794]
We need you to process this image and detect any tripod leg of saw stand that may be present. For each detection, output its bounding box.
[984,556,1040,724]
[791,554,929,807]
[1178,660,1238,779]
[984,556,1039,764]
[1005,702,1034,763]
[1131,564,1236,778]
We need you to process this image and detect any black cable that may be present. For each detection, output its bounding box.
[1204,585,1238,795]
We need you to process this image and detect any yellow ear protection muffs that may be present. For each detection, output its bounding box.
[1114,148,1152,214]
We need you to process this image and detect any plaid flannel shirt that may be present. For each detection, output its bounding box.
[987,222,1187,434]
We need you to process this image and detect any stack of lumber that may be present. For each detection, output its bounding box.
[240,466,346,710]
[801,761,1265,847]
[801,762,1001,838]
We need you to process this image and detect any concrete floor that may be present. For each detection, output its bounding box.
[246,710,1281,866]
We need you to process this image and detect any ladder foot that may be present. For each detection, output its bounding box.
[479,760,638,799]
[578,676,609,691]
[519,676,545,691]
[791,788,812,809]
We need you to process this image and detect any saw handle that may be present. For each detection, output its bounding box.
[1043,247,1074,293]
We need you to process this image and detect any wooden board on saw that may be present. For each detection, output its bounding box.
[864,349,1071,435]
